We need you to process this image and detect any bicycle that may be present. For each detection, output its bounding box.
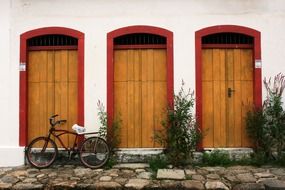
[25,114,110,169]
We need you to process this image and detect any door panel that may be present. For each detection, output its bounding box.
[28,50,78,147]
[202,48,253,148]
[114,49,167,148]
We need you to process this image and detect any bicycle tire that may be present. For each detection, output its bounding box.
[26,137,58,169]
[79,137,110,169]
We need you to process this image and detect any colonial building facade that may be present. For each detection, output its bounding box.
[0,0,284,166]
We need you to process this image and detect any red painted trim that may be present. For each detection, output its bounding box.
[19,27,84,146]
[195,25,262,149]
[77,33,85,127]
[202,44,253,49]
[28,45,78,51]
[107,25,174,128]
[195,33,202,150]
[114,44,166,50]
[19,71,27,147]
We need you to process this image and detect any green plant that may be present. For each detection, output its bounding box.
[249,151,269,166]
[149,154,168,172]
[97,101,121,152]
[155,82,202,166]
[104,155,118,169]
[234,156,252,166]
[275,153,285,166]
[186,175,192,180]
[202,150,231,166]
[246,108,272,156]
[263,73,285,160]
[246,73,285,162]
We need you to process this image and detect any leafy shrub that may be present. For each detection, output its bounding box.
[249,152,285,166]
[246,73,285,162]
[263,74,285,160]
[202,150,231,166]
[97,101,121,152]
[246,108,272,156]
[155,82,202,166]
[97,101,121,168]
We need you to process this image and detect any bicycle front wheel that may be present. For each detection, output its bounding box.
[26,137,58,169]
[80,137,110,168]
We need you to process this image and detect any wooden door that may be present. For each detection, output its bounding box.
[28,50,78,147]
[202,48,253,148]
[114,49,167,148]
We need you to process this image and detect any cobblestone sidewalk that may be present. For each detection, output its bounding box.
[0,163,285,189]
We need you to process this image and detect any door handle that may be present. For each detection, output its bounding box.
[228,88,235,97]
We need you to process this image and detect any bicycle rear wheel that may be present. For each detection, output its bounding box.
[26,137,58,169]
[79,137,110,168]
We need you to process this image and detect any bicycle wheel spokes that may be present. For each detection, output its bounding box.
[80,137,110,168]
[26,137,57,168]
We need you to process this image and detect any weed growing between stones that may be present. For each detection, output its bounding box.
[200,150,266,166]
[246,73,285,164]
[202,150,231,166]
[148,154,168,172]
[104,155,118,169]
[154,81,202,166]
[185,175,192,180]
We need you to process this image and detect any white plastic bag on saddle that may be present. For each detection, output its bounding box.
[72,124,86,134]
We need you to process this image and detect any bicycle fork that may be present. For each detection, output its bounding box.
[41,135,52,153]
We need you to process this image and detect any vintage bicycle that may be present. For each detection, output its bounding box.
[25,114,110,169]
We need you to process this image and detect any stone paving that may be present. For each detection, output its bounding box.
[0,163,285,189]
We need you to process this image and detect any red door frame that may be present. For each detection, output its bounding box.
[195,25,262,148]
[107,25,174,128]
[19,27,85,146]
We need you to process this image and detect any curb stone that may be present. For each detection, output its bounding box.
[263,179,285,190]
[157,169,186,180]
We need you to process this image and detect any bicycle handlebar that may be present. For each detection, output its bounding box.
[49,114,66,127]
[58,120,67,124]
[50,114,59,119]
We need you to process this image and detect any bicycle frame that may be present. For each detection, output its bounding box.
[46,126,100,153]
[47,127,80,152]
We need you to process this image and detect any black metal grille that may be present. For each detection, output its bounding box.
[28,35,78,46]
[114,33,166,45]
[202,33,253,44]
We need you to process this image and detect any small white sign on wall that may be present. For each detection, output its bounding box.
[19,62,26,71]
[255,59,262,68]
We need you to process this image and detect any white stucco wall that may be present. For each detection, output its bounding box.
[0,0,24,166]
[1,0,285,166]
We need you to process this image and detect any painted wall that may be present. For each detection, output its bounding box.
[0,0,24,166]
[1,0,285,166]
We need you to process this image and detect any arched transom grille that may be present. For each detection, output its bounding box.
[114,33,166,45]
[28,34,78,47]
[202,33,253,44]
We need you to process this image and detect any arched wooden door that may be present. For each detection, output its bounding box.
[202,48,253,147]
[200,32,256,148]
[19,27,84,147]
[107,26,174,149]
[114,48,167,148]
[27,35,79,147]
[114,35,167,148]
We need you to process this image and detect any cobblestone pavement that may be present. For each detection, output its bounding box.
[0,163,285,189]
